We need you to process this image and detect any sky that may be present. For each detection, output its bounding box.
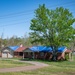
[0,0,75,38]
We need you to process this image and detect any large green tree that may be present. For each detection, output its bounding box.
[30,4,75,49]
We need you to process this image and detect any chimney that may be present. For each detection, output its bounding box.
[20,44,23,47]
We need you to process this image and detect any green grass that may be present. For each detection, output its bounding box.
[0,59,31,68]
[0,56,75,75]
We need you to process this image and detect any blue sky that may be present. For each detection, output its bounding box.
[0,0,75,38]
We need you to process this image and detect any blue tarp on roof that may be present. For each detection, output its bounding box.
[8,46,19,51]
[58,46,66,52]
[29,46,53,52]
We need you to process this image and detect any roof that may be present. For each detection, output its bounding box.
[15,46,27,52]
[8,46,19,51]
[57,46,67,53]
[29,46,53,52]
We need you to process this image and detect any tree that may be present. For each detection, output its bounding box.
[30,4,75,50]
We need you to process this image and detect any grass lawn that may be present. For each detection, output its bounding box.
[0,56,75,75]
[0,59,31,68]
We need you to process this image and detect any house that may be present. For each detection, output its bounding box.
[23,46,53,60]
[57,46,72,60]
[14,46,27,58]
[1,46,19,58]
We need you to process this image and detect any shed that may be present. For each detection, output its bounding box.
[23,46,53,60]
[1,46,19,58]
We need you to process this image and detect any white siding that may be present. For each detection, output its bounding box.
[2,48,13,58]
[2,52,7,58]
[8,53,13,58]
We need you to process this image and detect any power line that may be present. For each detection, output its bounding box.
[0,9,35,18]
[0,3,74,20]
[0,12,33,19]
[48,1,75,8]
[0,16,32,23]
[0,21,30,27]
[0,1,75,28]
[0,1,75,18]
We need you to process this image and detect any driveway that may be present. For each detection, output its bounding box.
[0,60,48,73]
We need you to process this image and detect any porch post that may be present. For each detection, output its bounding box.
[23,52,24,59]
[44,52,47,60]
[18,52,19,57]
[7,53,8,58]
[33,52,35,59]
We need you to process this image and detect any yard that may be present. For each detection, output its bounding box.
[0,59,31,68]
[0,56,75,75]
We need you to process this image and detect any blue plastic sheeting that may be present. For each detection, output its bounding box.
[29,46,53,52]
[8,46,19,51]
[58,46,66,52]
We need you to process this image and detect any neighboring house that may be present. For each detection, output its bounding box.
[23,46,53,60]
[14,46,27,58]
[1,46,19,58]
[57,46,72,60]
